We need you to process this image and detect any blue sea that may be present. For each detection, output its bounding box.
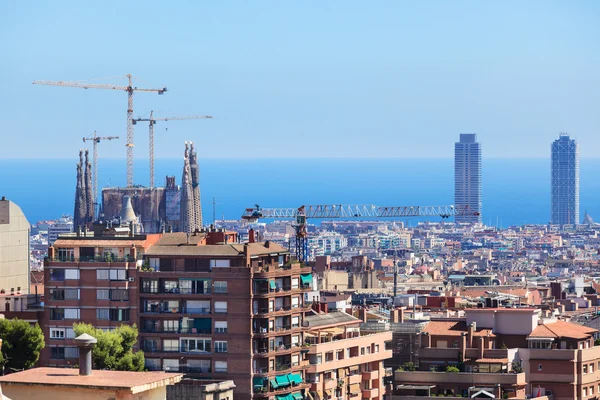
[1,158,599,227]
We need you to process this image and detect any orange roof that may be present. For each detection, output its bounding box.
[423,320,495,337]
[473,358,509,363]
[0,367,182,392]
[529,320,597,340]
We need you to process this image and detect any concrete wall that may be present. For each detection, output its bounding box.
[0,200,30,295]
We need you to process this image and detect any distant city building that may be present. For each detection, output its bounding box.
[48,215,73,245]
[551,133,579,225]
[0,197,30,294]
[454,133,482,224]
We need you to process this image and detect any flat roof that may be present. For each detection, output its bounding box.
[0,368,183,394]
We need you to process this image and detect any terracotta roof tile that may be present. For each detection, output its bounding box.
[529,320,597,340]
[0,368,182,392]
[423,320,495,337]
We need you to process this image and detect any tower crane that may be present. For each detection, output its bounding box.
[132,110,213,189]
[242,204,478,263]
[33,74,167,187]
[82,131,119,213]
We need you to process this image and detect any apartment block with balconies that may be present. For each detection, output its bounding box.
[41,228,162,367]
[302,311,392,400]
[139,230,313,400]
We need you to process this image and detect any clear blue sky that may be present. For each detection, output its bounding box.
[1,1,598,159]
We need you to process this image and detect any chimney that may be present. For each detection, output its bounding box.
[398,307,405,323]
[478,337,484,359]
[248,228,255,243]
[265,240,270,248]
[390,309,399,324]
[460,332,467,360]
[360,307,368,323]
[73,333,98,376]
[468,322,476,348]
[129,244,136,261]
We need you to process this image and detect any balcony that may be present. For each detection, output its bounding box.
[253,262,312,279]
[348,373,361,385]
[361,388,379,399]
[362,370,379,381]
[254,343,301,357]
[324,379,337,390]
[394,371,527,386]
[141,327,211,335]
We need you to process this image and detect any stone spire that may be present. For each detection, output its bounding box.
[179,143,194,233]
[189,142,202,228]
[74,150,87,230]
[84,149,94,225]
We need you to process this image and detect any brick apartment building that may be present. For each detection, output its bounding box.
[303,310,392,400]
[393,308,600,400]
[42,227,161,365]
[138,230,313,400]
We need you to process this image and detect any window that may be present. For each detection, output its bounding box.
[64,347,79,359]
[375,344,380,353]
[163,359,179,372]
[538,364,543,371]
[584,388,588,397]
[142,279,158,293]
[163,320,179,332]
[96,269,109,280]
[57,248,75,261]
[97,289,109,300]
[97,308,109,320]
[149,258,160,270]
[145,358,161,371]
[215,321,227,333]
[186,300,210,314]
[591,386,595,395]
[292,297,299,308]
[110,308,130,322]
[292,278,299,289]
[65,269,79,280]
[292,316,300,328]
[584,365,588,374]
[65,289,79,300]
[214,341,228,353]
[50,289,65,301]
[214,281,228,294]
[214,301,227,313]
[50,328,65,339]
[51,347,65,359]
[292,354,299,366]
[110,289,129,301]
[215,361,227,373]
[180,338,211,353]
[50,269,65,281]
[50,308,64,320]
[279,255,285,266]
[210,259,230,268]
[66,327,75,339]
[163,339,179,352]
[109,269,127,281]
[591,364,595,373]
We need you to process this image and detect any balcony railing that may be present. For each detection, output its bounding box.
[141,327,211,335]
[142,345,212,354]
[141,287,212,295]
[47,256,136,263]
[142,306,212,315]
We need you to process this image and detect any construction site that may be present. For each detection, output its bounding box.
[34,75,212,233]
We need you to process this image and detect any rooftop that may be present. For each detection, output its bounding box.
[0,368,182,394]
[528,320,597,340]
[305,311,360,328]
[145,241,288,257]
[423,320,495,337]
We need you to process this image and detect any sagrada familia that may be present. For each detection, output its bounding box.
[73,142,202,233]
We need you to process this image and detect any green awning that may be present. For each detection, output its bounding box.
[194,318,211,331]
[269,280,277,289]
[277,395,293,400]
[292,393,304,400]
[300,274,312,285]
[275,374,291,387]
[270,379,279,389]
[289,373,303,385]
[253,377,265,388]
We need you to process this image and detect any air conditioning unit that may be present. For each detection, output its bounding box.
[128,277,135,282]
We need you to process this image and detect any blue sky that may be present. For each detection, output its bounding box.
[1,1,598,159]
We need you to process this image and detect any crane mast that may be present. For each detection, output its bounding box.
[33,74,167,187]
[132,111,212,189]
[82,132,119,215]
[242,204,478,262]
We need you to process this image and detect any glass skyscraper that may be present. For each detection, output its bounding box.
[551,133,579,225]
[454,133,482,224]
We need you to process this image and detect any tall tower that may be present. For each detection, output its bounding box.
[189,142,203,227]
[551,133,579,225]
[454,133,482,224]
[179,143,195,233]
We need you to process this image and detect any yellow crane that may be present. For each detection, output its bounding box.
[33,74,167,187]
[82,131,119,210]
[132,110,212,189]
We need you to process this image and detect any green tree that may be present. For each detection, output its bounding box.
[73,323,144,371]
[401,361,417,371]
[445,366,460,373]
[0,319,45,371]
